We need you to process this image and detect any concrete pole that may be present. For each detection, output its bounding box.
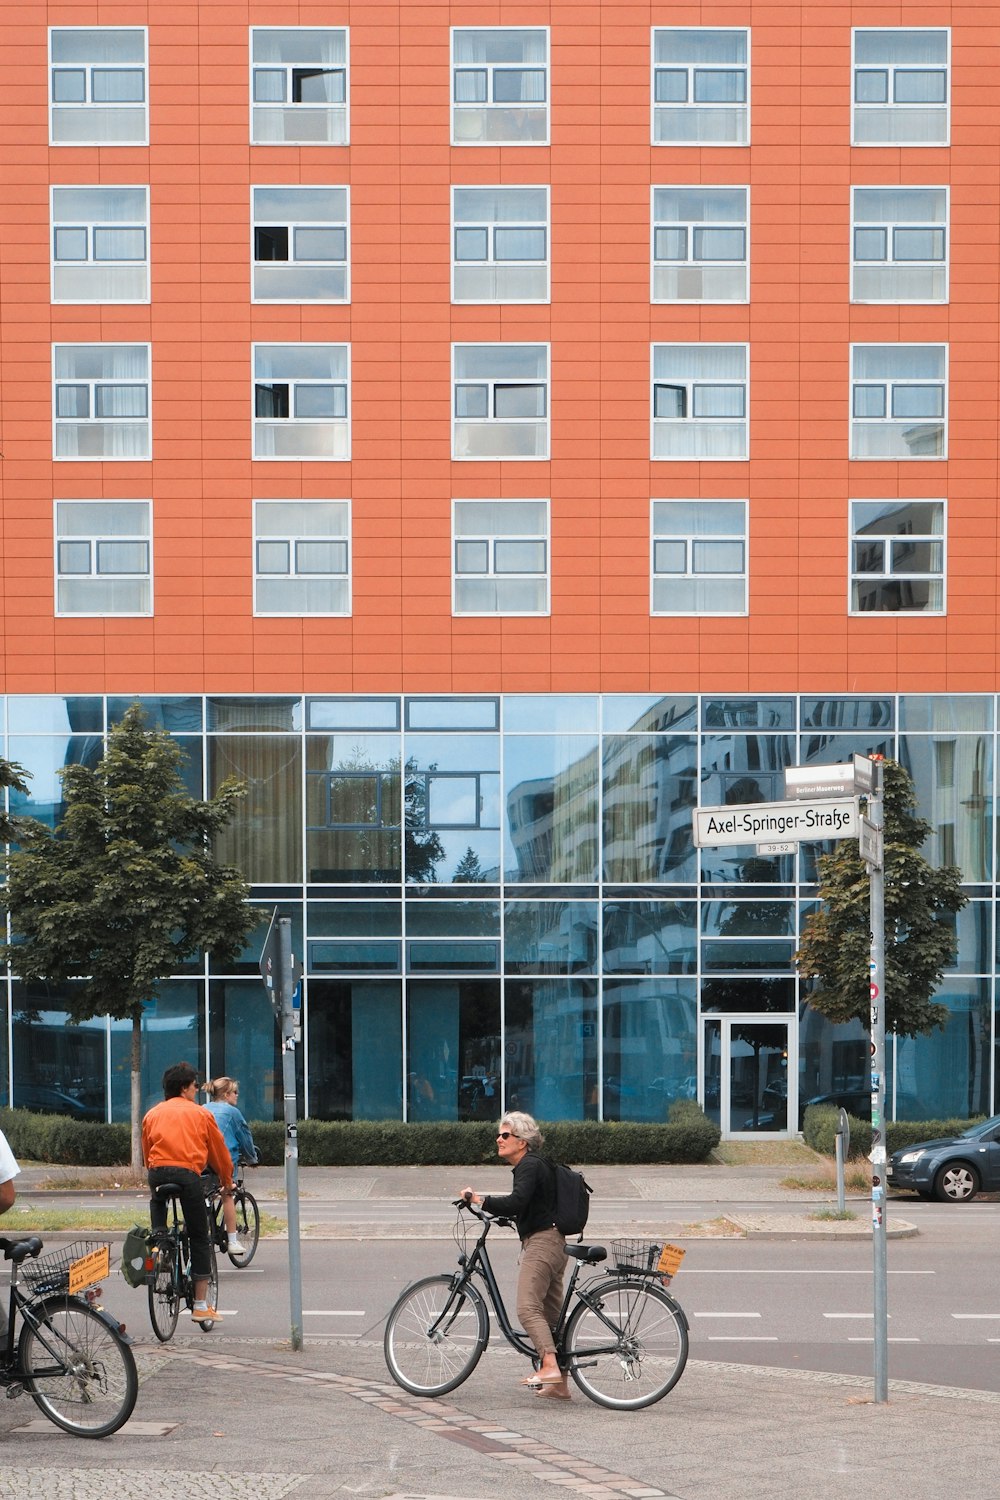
[278,916,304,1351]
[868,759,888,1403]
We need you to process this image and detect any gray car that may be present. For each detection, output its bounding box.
[886,1114,1000,1202]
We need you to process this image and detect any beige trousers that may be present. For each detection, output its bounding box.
[516,1226,567,1359]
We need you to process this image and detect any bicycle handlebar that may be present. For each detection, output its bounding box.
[452,1198,512,1228]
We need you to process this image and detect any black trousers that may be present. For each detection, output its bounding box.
[147,1166,212,1281]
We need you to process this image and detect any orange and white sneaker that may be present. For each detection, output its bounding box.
[190,1305,222,1324]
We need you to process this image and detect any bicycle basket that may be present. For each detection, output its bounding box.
[20,1240,112,1299]
[610,1239,663,1276]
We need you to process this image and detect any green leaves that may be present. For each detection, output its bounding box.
[796,759,965,1039]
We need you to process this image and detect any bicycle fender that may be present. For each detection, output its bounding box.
[77,1300,132,1340]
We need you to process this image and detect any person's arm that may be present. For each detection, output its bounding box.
[204,1114,234,1189]
[233,1110,257,1164]
[479,1154,543,1216]
[0,1178,15,1215]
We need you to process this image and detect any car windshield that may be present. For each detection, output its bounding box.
[961,1114,1000,1139]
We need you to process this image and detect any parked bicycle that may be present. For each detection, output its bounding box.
[147,1182,220,1342]
[0,1235,138,1437]
[384,1202,689,1410]
[206,1159,260,1267]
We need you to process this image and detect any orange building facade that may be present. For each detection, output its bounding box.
[0,3,997,1138]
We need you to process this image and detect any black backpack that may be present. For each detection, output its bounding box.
[546,1158,592,1237]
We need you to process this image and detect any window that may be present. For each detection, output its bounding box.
[452,28,548,145]
[251,28,348,145]
[850,345,946,459]
[652,345,748,460]
[652,28,748,145]
[652,500,747,614]
[53,344,150,459]
[51,186,149,303]
[850,500,944,613]
[50,27,147,145]
[452,187,549,303]
[851,187,947,303]
[253,345,350,460]
[853,29,949,145]
[453,345,549,460]
[652,187,748,303]
[55,500,151,614]
[253,186,349,302]
[453,500,549,614]
[254,501,350,614]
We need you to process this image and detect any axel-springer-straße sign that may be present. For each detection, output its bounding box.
[693,796,860,848]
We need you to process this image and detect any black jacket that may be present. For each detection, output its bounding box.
[482,1150,558,1242]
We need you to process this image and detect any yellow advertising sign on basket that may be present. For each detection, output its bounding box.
[656,1243,686,1279]
[68,1244,111,1295]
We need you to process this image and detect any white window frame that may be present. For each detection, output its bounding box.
[651,344,749,461]
[849,499,946,615]
[252,343,351,462]
[253,499,351,616]
[49,26,149,147]
[54,499,152,616]
[651,499,748,616]
[52,342,151,461]
[251,185,350,304]
[651,26,750,147]
[452,499,550,616]
[50,184,150,304]
[451,185,550,304]
[850,185,948,304]
[451,26,550,147]
[452,344,550,461]
[651,185,749,303]
[250,26,349,146]
[852,27,950,147]
[850,344,948,461]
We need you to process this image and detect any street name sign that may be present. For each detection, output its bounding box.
[693,796,860,848]
[785,754,874,801]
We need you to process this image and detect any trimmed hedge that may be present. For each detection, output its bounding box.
[0,1101,719,1168]
[803,1103,984,1160]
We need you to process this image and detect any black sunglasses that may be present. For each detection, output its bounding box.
[497,1130,515,1140]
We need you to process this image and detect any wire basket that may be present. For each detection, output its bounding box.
[610,1239,663,1277]
[20,1240,112,1298]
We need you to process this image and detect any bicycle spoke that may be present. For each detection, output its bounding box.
[565,1279,688,1410]
[384,1275,486,1397]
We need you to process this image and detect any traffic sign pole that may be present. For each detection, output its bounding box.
[867,760,889,1403]
[260,909,304,1351]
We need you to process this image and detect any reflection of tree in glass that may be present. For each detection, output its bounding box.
[403,760,445,883]
[453,846,486,882]
[325,748,443,882]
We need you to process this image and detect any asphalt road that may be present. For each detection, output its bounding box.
[124,1194,1000,1396]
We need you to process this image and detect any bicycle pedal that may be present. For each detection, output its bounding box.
[5,1382,24,1400]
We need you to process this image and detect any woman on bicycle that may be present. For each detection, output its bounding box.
[461,1111,569,1399]
[202,1077,258,1258]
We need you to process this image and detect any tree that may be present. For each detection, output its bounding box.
[1,704,253,1169]
[0,757,31,843]
[796,759,967,1039]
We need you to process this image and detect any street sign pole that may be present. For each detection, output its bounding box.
[260,909,304,1351]
[866,759,888,1403]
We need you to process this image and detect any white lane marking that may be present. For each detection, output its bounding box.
[676,1268,934,1275]
[823,1313,890,1319]
[952,1313,1000,1319]
[692,1311,761,1319]
[847,1336,919,1343]
[303,1310,366,1316]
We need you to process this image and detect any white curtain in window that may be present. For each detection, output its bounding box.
[454,29,546,66]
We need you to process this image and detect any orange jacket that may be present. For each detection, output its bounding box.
[141,1095,233,1186]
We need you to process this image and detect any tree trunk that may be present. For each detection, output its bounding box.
[131,1014,143,1175]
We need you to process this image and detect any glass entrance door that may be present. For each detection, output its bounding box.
[714,1016,794,1137]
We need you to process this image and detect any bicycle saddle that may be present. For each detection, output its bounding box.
[564,1243,607,1264]
[0,1236,43,1262]
[152,1182,184,1200]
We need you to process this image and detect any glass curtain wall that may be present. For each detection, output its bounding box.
[0,692,996,1126]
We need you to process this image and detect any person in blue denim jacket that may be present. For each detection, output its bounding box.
[202,1077,258,1258]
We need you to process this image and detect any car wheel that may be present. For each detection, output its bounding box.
[934,1162,980,1202]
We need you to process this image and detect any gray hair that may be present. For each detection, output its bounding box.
[500,1111,544,1153]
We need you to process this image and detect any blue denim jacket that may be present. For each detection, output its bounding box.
[204,1101,257,1174]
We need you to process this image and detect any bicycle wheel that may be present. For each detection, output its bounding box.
[564,1278,688,1410]
[384,1275,487,1396]
[19,1296,138,1438]
[198,1244,219,1331]
[228,1189,260,1267]
[148,1245,181,1343]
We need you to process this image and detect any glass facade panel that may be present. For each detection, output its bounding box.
[209,736,303,883]
[603,978,697,1120]
[406,978,501,1120]
[505,979,598,1120]
[309,979,402,1119]
[603,901,697,974]
[504,902,598,973]
[11,982,107,1121]
[603,735,697,881]
[109,981,203,1121]
[209,979,292,1122]
[504,735,599,882]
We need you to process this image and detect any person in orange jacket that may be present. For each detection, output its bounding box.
[142,1060,234,1324]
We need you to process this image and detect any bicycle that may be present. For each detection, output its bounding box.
[147,1182,220,1342]
[206,1159,260,1267]
[0,1234,138,1437]
[383,1202,689,1410]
